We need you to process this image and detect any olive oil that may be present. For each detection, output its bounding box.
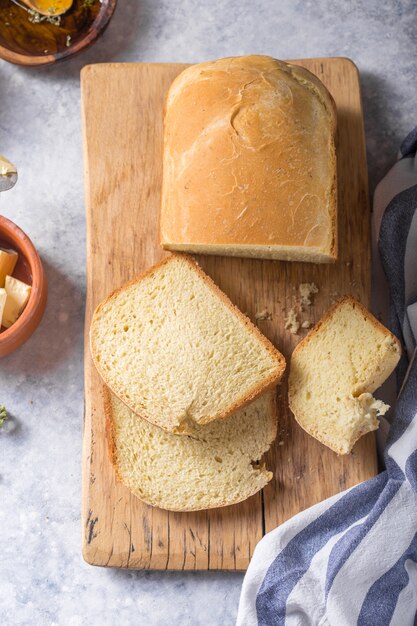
[0,0,101,57]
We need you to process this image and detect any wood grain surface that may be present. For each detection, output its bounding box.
[81,58,376,570]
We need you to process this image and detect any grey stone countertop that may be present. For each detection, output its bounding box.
[0,1,415,624]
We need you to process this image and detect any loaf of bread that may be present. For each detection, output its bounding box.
[91,253,285,434]
[105,388,276,511]
[288,297,401,454]
[160,55,337,263]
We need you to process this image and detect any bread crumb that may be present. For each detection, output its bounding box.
[278,441,284,446]
[255,309,272,321]
[284,308,300,334]
[299,283,319,307]
[301,320,312,329]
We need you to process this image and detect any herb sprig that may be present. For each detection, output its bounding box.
[0,405,7,428]
[28,9,62,26]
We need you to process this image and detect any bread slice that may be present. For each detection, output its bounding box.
[288,297,401,454]
[105,388,277,511]
[161,55,337,263]
[91,254,285,433]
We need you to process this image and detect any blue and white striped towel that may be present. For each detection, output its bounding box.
[237,128,417,626]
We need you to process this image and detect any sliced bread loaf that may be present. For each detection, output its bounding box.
[288,296,401,454]
[105,388,276,511]
[91,254,285,433]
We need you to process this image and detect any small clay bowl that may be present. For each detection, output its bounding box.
[0,0,117,67]
[0,215,47,357]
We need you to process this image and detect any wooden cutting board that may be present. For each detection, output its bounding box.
[81,58,376,570]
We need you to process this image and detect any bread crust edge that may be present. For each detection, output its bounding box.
[103,385,277,511]
[288,295,401,455]
[91,252,286,434]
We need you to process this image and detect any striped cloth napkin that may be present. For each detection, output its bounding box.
[237,128,417,626]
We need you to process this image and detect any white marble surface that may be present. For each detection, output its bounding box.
[0,1,415,624]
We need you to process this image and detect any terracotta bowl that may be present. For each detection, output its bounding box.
[0,215,47,357]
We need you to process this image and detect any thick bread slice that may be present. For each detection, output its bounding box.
[161,55,337,263]
[105,388,277,511]
[288,297,401,454]
[91,253,285,433]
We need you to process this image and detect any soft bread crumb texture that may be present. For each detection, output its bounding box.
[161,55,337,263]
[289,297,401,454]
[285,308,300,335]
[255,308,272,321]
[107,390,277,511]
[91,254,285,433]
[299,282,319,307]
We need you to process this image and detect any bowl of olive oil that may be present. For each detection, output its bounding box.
[0,0,117,65]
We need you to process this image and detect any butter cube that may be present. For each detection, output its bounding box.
[0,288,6,328]
[3,275,31,328]
[0,248,18,288]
